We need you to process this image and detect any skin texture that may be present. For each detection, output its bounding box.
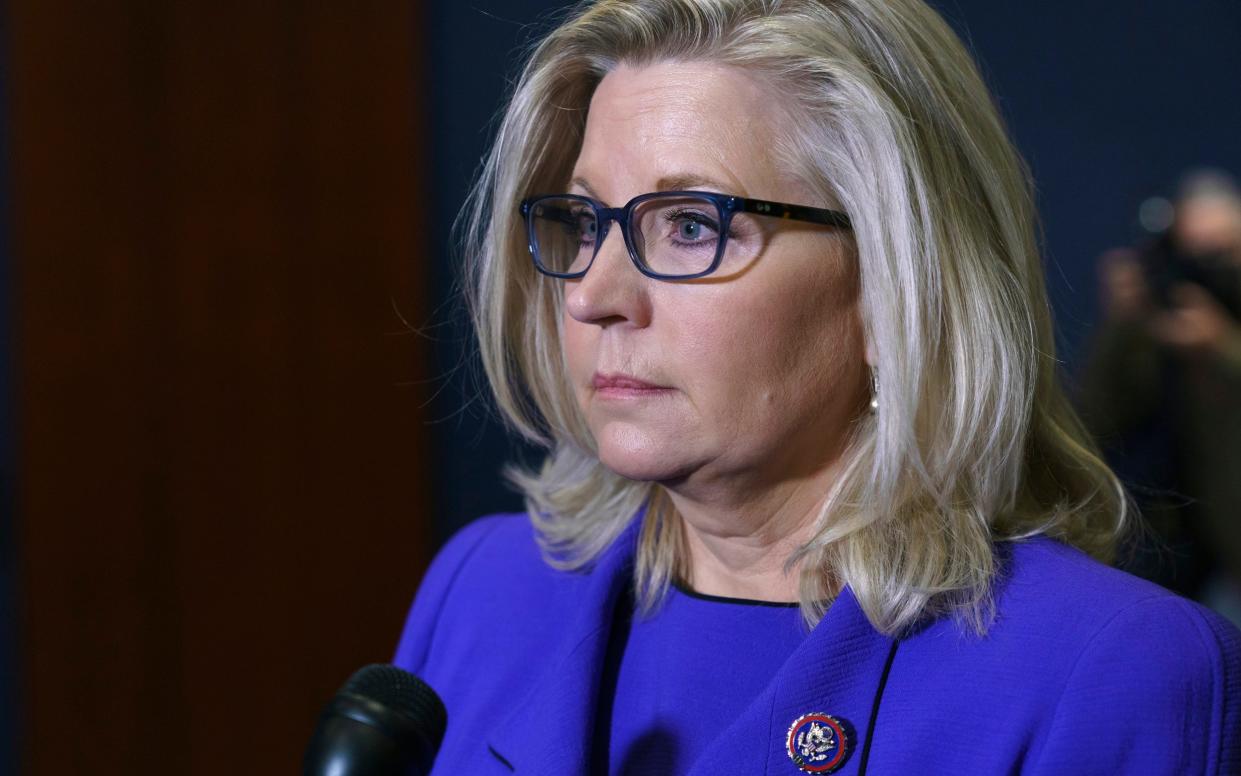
[561,61,869,602]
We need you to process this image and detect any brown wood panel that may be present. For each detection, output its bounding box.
[8,2,432,773]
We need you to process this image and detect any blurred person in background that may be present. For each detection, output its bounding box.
[1081,169,1241,626]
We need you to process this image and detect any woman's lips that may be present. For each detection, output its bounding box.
[591,372,673,398]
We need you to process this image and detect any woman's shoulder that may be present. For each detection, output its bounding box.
[903,532,1241,672]
[418,512,545,589]
[999,534,1238,640]
[392,512,597,673]
[890,534,1241,771]
[1009,536,1241,769]
[983,535,1241,679]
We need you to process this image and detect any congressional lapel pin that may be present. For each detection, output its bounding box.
[786,712,852,773]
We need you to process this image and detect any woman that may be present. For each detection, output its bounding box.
[396,1,1241,773]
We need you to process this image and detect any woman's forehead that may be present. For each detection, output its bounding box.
[572,60,787,201]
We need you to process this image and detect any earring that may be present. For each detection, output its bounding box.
[869,368,879,413]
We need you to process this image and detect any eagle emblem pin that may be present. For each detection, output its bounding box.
[786,712,851,773]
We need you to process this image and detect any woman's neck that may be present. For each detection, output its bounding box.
[667,473,834,604]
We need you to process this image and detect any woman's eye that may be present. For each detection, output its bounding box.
[677,219,704,240]
[573,213,597,242]
[667,211,719,243]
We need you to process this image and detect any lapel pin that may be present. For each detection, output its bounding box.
[786,712,852,773]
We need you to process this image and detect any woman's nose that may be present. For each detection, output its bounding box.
[564,226,652,327]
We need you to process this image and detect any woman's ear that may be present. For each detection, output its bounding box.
[864,340,877,368]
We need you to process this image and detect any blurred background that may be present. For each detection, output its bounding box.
[1,0,1239,773]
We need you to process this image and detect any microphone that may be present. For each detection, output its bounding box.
[303,664,447,776]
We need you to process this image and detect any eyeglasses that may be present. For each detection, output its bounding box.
[519,190,852,280]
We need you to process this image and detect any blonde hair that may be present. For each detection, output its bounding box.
[462,0,1127,635]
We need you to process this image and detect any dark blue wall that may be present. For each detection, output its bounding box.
[936,0,1241,363]
[426,3,570,540]
[427,0,1241,541]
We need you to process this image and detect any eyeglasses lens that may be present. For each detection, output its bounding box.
[632,195,723,277]
[528,197,597,275]
[529,194,724,277]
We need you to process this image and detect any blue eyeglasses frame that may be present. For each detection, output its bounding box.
[519,190,852,280]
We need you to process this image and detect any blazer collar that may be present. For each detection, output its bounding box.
[488,515,898,775]
[487,514,641,772]
[687,585,897,775]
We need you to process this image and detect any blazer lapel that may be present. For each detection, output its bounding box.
[486,516,897,776]
[687,586,898,776]
[487,516,641,773]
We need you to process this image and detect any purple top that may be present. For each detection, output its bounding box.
[395,513,1241,774]
[598,584,807,774]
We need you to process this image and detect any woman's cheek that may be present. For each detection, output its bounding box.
[561,320,593,389]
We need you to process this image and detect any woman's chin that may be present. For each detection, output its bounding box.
[594,430,698,483]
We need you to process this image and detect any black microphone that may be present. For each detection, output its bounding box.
[303,664,447,776]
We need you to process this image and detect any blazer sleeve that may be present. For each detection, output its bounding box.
[1030,596,1241,774]
[391,515,507,675]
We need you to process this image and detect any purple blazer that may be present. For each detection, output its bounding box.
[395,513,1241,774]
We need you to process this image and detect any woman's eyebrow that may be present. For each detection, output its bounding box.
[655,173,738,193]
[569,176,603,200]
[568,172,748,201]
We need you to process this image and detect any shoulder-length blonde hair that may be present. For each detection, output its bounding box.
[461,0,1127,635]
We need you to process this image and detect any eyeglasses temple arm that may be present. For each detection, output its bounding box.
[736,197,852,230]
